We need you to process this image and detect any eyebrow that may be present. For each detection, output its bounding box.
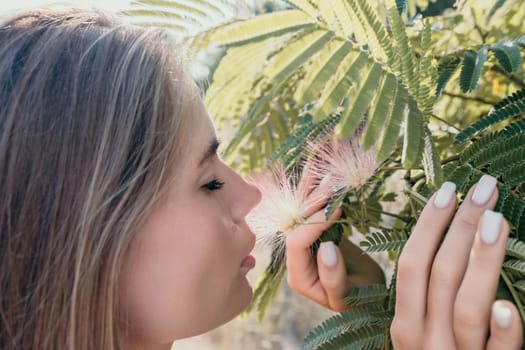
[198,137,220,167]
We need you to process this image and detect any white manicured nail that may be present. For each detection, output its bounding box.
[493,301,512,328]
[481,210,503,245]
[472,175,497,205]
[319,241,338,267]
[434,182,456,208]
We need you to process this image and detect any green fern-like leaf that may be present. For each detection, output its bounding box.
[444,164,474,193]
[245,252,287,321]
[503,259,525,281]
[459,48,487,93]
[269,114,341,168]
[486,0,508,23]
[359,230,409,253]
[506,238,525,260]
[376,85,407,161]
[455,88,525,144]
[361,73,398,150]
[436,54,462,98]
[343,284,389,305]
[211,10,314,46]
[338,63,383,138]
[316,325,386,350]
[303,304,385,350]
[491,40,522,73]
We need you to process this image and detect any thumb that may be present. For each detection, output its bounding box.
[317,241,349,312]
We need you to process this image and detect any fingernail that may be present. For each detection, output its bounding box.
[434,181,456,208]
[319,241,338,267]
[481,210,503,245]
[472,175,497,205]
[493,301,512,328]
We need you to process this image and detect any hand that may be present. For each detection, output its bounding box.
[391,175,523,349]
[285,204,385,312]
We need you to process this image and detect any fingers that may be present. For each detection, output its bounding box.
[317,241,349,311]
[454,211,509,349]
[487,300,523,350]
[426,176,499,336]
[286,207,342,308]
[393,181,458,348]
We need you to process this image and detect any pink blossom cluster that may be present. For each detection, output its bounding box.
[246,134,380,253]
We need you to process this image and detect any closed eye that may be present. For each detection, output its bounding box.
[202,178,224,191]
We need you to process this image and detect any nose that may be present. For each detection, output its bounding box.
[232,175,262,222]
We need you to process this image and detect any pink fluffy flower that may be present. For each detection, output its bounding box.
[308,135,380,192]
[246,164,333,255]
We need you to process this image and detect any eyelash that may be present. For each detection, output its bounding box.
[202,178,225,192]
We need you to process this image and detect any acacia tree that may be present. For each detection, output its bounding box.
[124,0,525,348]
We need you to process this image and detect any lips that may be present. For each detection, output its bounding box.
[240,255,256,274]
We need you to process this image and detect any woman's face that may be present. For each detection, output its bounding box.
[119,99,261,347]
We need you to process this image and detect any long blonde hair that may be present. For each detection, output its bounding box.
[0,7,194,349]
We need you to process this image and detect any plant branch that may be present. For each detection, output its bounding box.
[501,269,525,323]
[430,114,462,133]
[365,206,411,223]
[490,65,525,89]
[442,91,497,105]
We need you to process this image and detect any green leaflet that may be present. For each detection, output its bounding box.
[294,39,352,105]
[343,284,389,305]
[455,88,525,144]
[459,47,488,93]
[361,73,398,150]
[422,128,443,187]
[396,0,408,14]
[402,96,423,168]
[211,10,315,46]
[303,304,385,350]
[315,324,385,350]
[491,40,522,73]
[337,63,383,138]
[507,238,525,260]
[436,54,462,98]
[486,0,508,23]
[387,4,417,96]
[359,230,408,253]
[376,85,407,161]
[264,29,334,86]
[346,0,397,66]
[312,51,369,122]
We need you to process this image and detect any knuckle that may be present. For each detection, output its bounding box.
[455,211,481,230]
[390,318,419,349]
[430,261,459,287]
[453,301,485,332]
[396,253,418,281]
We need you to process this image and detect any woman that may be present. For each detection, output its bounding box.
[0,7,521,350]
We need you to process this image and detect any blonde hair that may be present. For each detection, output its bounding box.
[0,7,194,349]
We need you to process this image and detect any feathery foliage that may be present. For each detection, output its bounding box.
[122,0,525,348]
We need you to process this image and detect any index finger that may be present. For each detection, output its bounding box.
[285,207,342,305]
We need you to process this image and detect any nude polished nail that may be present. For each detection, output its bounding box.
[434,181,456,208]
[493,301,512,328]
[319,241,338,267]
[472,175,497,205]
[480,210,503,245]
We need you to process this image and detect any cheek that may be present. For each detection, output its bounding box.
[119,201,251,343]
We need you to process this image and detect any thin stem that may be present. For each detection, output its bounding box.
[302,219,348,226]
[491,65,525,88]
[501,269,525,323]
[365,206,410,223]
[442,91,497,105]
[430,114,462,133]
[403,185,429,206]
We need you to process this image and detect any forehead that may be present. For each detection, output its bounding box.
[183,99,217,168]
